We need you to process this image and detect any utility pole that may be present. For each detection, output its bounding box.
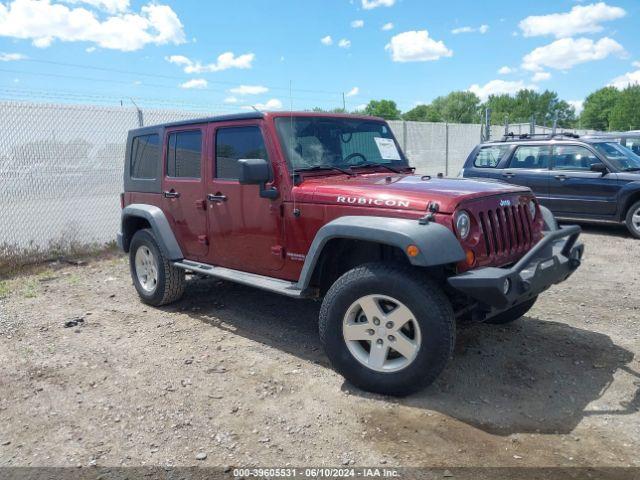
[342,92,346,111]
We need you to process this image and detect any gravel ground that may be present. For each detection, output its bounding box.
[0,225,639,469]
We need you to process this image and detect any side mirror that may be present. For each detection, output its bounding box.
[590,162,608,175]
[237,158,278,199]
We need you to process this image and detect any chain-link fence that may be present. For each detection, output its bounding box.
[0,100,595,270]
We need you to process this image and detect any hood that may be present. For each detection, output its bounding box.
[293,173,532,213]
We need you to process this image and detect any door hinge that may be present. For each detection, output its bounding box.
[271,245,285,258]
[197,235,209,245]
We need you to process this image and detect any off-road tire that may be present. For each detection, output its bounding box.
[319,262,455,397]
[484,296,537,325]
[129,229,185,306]
[625,200,640,239]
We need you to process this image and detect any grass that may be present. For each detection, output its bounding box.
[0,280,10,299]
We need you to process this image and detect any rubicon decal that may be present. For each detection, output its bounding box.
[336,196,411,208]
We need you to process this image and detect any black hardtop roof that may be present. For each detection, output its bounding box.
[128,112,264,136]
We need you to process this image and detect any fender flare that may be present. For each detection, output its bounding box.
[296,215,465,290]
[540,205,558,232]
[119,204,184,261]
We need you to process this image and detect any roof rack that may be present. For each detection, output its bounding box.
[498,132,580,142]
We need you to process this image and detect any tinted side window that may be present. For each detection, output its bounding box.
[130,134,160,179]
[625,137,640,156]
[473,145,509,168]
[552,145,600,171]
[166,130,202,178]
[509,146,551,169]
[216,126,269,180]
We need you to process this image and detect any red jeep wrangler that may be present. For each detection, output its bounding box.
[118,112,583,396]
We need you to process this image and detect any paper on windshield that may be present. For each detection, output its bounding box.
[374,137,401,161]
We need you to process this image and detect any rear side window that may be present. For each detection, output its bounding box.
[509,145,551,169]
[473,145,509,168]
[130,134,160,179]
[166,130,202,178]
[625,137,640,156]
[216,126,269,180]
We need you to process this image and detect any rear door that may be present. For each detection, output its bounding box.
[500,144,551,202]
[547,143,619,217]
[204,121,284,274]
[161,126,208,259]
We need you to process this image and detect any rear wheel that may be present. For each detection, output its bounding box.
[129,229,185,306]
[319,263,455,397]
[625,200,640,239]
[484,296,537,325]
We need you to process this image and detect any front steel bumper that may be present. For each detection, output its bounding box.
[448,225,583,311]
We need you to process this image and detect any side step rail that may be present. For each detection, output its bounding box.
[173,260,305,298]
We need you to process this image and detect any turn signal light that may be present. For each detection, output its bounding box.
[465,249,475,266]
[406,245,420,257]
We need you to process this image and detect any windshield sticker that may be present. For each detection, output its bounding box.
[374,137,401,161]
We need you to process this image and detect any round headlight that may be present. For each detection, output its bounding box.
[455,211,471,240]
[528,200,537,219]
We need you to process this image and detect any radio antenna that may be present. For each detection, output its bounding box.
[289,80,297,215]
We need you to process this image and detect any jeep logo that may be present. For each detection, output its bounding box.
[499,199,512,207]
[337,196,410,208]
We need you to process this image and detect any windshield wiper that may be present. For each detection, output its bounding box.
[295,165,354,176]
[350,162,404,174]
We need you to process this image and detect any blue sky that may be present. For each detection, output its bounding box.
[0,0,639,114]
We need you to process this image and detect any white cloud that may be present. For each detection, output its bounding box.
[63,0,129,13]
[633,60,640,68]
[381,22,394,31]
[0,0,185,51]
[166,52,254,73]
[345,87,359,97]
[568,99,585,114]
[609,69,640,89]
[469,79,537,101]
[338,38,351,48]
[244,98,283,111]
[229,85,268,95]
[320,35,333,46]
[532,71,552,82]
[385,30,452,62]
[519,2,626,38]
[0,52,26,61]
[362,0,395,9]
[351,19,364,28]
[452,24,489,34]
[180,78,207,89]
[522,37,625,71]
[498,66,513,74]
[224,96,238,104]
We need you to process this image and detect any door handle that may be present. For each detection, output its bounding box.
[554,174,567,181]
[207,193,228,203]
[502,172,515,178]
[163,190,180,198]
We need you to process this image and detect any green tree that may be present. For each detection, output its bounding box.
[364,99,401,120]
[609,85,640,131]
[484,89,576,128]
[580,87,620,131]
[402,104,442,122]
[431,91,481,123]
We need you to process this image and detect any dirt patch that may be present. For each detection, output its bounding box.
[0,225,639,468]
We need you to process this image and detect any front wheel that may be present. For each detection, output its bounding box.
[319,263,455,397]
[625,200,640,239]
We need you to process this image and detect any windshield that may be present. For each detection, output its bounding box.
[592,142,640,171]
[275,116,408,172]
